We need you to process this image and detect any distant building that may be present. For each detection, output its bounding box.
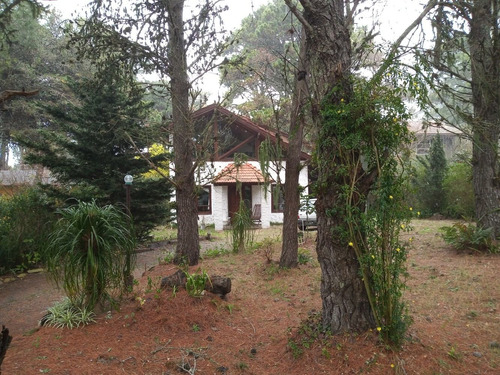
[409,121,470,159]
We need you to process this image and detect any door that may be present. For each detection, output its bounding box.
[227,184,253,219]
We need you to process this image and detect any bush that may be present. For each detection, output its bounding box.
[443,162,475,219]
[44,200,136,310]
[0,187,54,274]
[440,222,497,253]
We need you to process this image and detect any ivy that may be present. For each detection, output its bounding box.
[316,73,416,347]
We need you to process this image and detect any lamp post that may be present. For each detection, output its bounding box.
[124,174,133,214]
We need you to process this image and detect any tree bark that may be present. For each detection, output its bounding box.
[167,0,200,265]
[280,27,308,268]
[285,0,375,332]
[469,0,500,238]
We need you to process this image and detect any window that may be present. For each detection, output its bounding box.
[271,184,284,213]
[197,186,211,214]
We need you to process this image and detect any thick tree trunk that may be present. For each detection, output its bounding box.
[284,0,376,332]
[469,0,500,238]
[167,0,200,265]
[280,28,308,268]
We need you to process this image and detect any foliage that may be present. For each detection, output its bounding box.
[441,222,498,254]
[221,0,299,129]
[1,5,91,168]
[0,0,45,47]
[413,135,447,216]
[44,201,136,311]
[443,160,475,219]
[41,298,96,329]
[0,187,54,273]
[185,269,211,298]
[18,74,173,241]
[230,199,254,253]
[318,71,418,346]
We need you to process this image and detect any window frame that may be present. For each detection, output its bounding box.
[197,185,212,215]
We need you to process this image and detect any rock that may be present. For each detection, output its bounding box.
[160,269,186,289]
[27,268,44,274]
[206,276,231,298]
[473,352,482,358]
[489,341,500,349]
[160,271,231,298]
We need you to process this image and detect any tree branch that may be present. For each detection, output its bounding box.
[372,0,438,81]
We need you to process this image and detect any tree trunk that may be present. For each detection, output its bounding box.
[284,0,375,332]
[469,0,500,238]
[167,0,200,265]
[280,27,308,268]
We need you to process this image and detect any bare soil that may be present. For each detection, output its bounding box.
[1,221,499,375]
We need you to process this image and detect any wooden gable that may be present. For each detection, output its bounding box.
[193,104,310,162]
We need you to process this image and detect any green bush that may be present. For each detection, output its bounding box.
[0,187,54,274]
[441,222,497,253]
[44,200,136,310]
[443,162,475,219]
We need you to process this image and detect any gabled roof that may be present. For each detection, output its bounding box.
[193,103,310,160]
[213,163,272,185]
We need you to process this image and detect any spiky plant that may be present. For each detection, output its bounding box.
[44,200,136,311]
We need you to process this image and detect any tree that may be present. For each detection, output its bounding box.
[72,0,230,265]
[415,134,447,215]
[0,5,93,168]
[283,0,435,341]
[0,0,44,46]
[222,0,299,129]
[17,73,173,241]
[417,0,500,237]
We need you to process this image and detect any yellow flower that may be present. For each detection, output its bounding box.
[341,98,344,102]
[417,211,421,216]
[348,242,354,247]
[409,207,413,211]
[391,364,395,368]
[389,195,393,199]
[401,224,405,229]
[371,255,375,259]
[377,327,382,332]
[409,237,413,242]
[396,248,400,252]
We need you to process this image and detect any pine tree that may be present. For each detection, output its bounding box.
[416,134,447,215]
[19,75,173,240]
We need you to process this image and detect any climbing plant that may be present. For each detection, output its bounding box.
[317,70,420,346]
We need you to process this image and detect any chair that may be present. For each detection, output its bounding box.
[251,204,261,224]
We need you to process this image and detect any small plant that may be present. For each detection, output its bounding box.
[202,244,230,259]
[441,222,498,253]
[185,269,211,298]
[298,248,313,265]
[42,298,96,329]
[261,237,276,263]
[191,324,200,332]
[231,199,254,253]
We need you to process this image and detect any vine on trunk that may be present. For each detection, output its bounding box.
[317,72,419,346]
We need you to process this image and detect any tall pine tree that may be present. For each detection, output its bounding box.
[416,134,447,215]
[18,74,173,240]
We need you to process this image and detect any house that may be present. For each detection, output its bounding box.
[409,121,471,159]
[186,104,311,231]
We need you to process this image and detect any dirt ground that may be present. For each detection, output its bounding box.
[1,221,499,374]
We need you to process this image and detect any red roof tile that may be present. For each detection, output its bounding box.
[213,163,271,185]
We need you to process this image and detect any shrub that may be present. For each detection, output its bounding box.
[0,187,54,273]
[443,162,475,219]
[44,200,136,310]
[441,222,497,253]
